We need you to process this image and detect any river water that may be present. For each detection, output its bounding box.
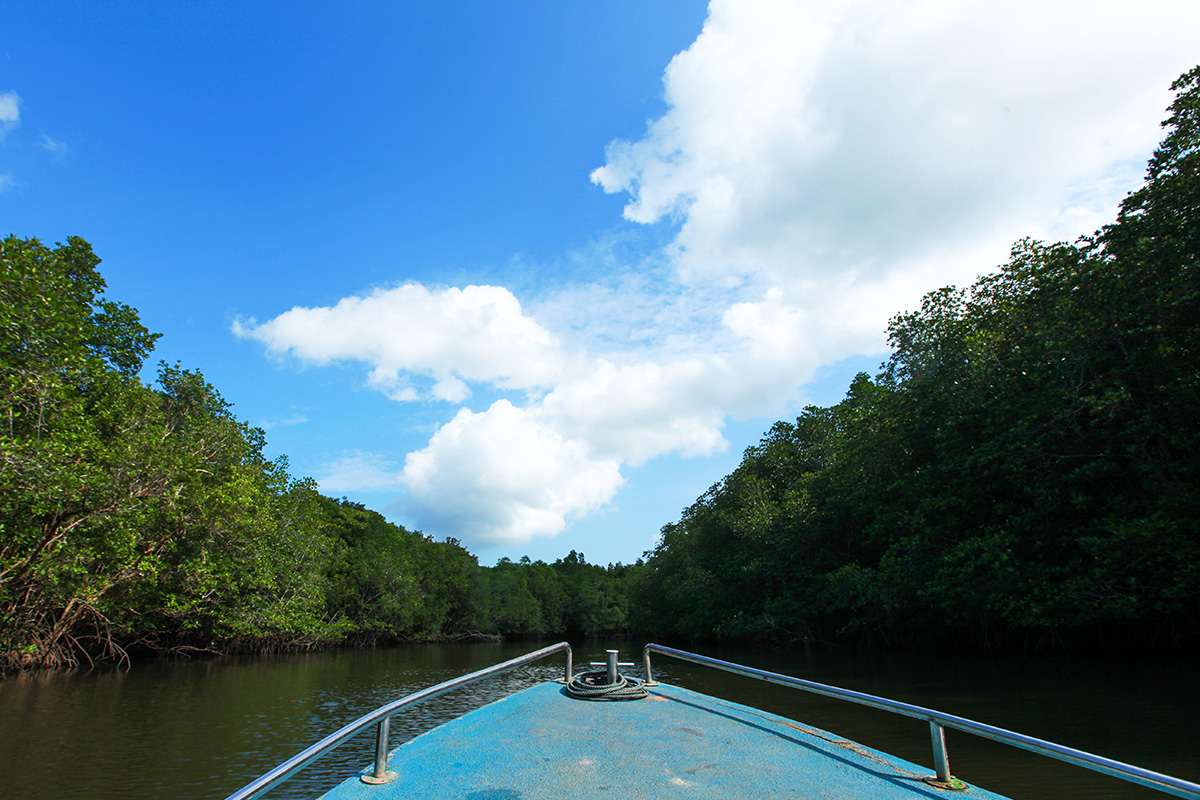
[0,639,1196,799]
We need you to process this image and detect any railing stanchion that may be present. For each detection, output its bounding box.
[375,717,389,778]
[642,646,657,686]
[360,716,398,785]
[930,721,952,783]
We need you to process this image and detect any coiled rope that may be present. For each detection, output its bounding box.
[565,669,649,701]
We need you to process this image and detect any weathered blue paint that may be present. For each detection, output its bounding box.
[320,682,1012,799]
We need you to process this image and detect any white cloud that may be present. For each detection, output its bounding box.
[400,401,625,545]
[0,91,19,139]
[0,175,16,192]
[240,280,806,542]
[234,283,569,402]
[593,0,1200,343]
[241,0,1200,549]
[541,357,732,466]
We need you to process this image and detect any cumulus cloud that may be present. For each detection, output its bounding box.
[538,357,731,466]
[400,401,626,545]
[235,283,568,402]
[593,0,1200,346]
[239,281,801,543]
[240,0,1200,549]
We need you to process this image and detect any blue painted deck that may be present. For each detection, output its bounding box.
[319,681,1012,799]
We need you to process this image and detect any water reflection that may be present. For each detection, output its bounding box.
[0,641,1196,800]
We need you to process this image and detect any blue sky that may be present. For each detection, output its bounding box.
[3,1,1197,566]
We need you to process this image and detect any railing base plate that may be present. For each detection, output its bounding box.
[360,771,398,785]
[923,776,968,791]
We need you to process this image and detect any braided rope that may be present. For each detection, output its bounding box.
[565,669,649,701]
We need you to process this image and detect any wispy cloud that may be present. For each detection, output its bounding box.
[239,0,1200,550]
[315,451,401,494]
[0,91,19,140]
[257,414,308,431]
[38,131,68,157]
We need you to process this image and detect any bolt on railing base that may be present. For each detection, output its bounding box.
[360,771,398,785]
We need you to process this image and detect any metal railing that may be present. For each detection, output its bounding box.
[642,643,1200,799]
[224,641,573,800]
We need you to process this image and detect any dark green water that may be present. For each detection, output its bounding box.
[0,640,1196,799]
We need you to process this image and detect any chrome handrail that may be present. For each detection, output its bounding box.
[642,643,1200,799]
[225,641,573,800]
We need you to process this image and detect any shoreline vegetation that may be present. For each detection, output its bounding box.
[3,66,1198,675]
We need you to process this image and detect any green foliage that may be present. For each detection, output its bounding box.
[0,239,420,668]
[1,236,172,667]
[472,551,631,637]
[321,497,424,639]
[0,238,351,668]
